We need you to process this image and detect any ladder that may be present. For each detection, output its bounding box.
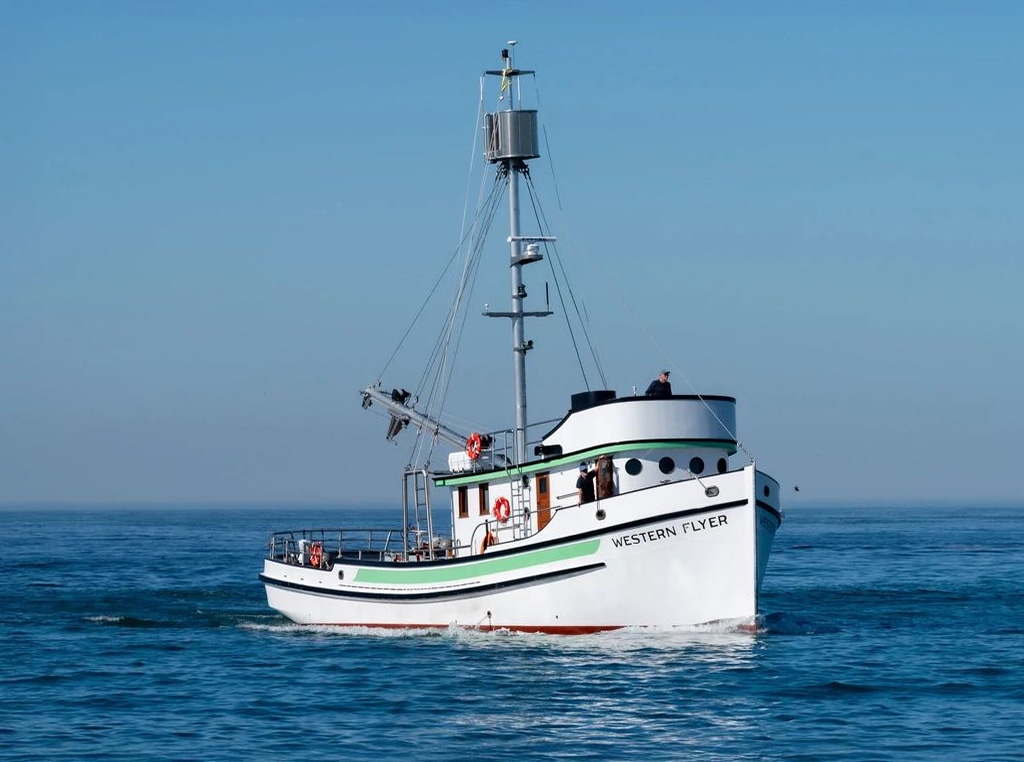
[509,474,533,541]
[402,469,435,559]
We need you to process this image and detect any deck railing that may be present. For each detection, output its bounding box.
[266,527,456,567]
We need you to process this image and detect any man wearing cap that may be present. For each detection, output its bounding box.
[576,462,597,505]
[645,370,673,397]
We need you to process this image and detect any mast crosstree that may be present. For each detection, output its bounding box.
[482,42,553,466]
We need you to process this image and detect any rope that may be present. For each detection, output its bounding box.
[521,171,609,389]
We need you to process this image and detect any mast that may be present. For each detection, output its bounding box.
[483,42,553,465]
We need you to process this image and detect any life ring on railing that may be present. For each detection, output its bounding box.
[492,496,511,524]
[480,530,498,554]
[466,432,483,460]
[308,541,323,568]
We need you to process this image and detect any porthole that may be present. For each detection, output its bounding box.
[659,456,675,474]
[625,458,642,476]
[717,458,728,474]
[763,485,771,497]
[689,456,705,475]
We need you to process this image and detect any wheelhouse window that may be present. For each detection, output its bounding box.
[458,486,468,519]
[478,484,489,516]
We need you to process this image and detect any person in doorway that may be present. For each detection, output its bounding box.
[576,462,596,505]
[645,370,672,397]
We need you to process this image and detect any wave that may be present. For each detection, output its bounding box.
[84,615,178,629]
[239,621,451,639]
[758,611,840,635]
[84,610,264,630]
[238,617,760,638]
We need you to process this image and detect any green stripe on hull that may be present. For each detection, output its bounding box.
[353,539,601,584]
[435,439,738,487]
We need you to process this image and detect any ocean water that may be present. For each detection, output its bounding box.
[1,504,1021,761]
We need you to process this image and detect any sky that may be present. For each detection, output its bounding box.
[2,1,1022,507]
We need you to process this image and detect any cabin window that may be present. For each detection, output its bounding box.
[689,457,705,475]
[658,457,675,474]
[763,484,771,497]
[478,484,489,516]
[625,458,642,476]
[717,457,728,474]
[458,486,468,518]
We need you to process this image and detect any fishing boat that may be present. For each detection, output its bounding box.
[260,43,782,633]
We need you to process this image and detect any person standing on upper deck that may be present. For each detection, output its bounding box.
[645,370,672,397]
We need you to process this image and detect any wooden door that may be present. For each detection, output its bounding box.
[536,473,551,530]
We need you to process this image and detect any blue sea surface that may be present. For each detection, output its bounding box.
[1,504,1021,761]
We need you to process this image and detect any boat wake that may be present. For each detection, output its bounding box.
[238,621,451,639]
[757,611,840,635]
[238,617,768,642]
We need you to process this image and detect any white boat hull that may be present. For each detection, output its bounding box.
[261,466,781,633]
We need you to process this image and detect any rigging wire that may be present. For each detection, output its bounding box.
[376,79,489,385]
[528,77,745,460]
[531,76,565,213]
[409,195,499,460]
[542,125,564,212]
[375,225,475,383]
[541,210,752,463]
[422,181,504,399]
[411,178,506,466]
[458,77,486,247]
[524,77,608,388]
[519,178,590,388]
[374,80,506,468]
[415,179,504,398]
[523,172,609,389]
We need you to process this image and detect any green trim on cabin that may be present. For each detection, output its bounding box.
[353,538,601,584]
[435,439,738,487]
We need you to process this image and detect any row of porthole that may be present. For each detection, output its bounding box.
[623,456,729,477]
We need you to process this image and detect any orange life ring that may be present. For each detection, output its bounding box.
[308,541,323,568]
[466,432,483,460]
[492,496,511,523]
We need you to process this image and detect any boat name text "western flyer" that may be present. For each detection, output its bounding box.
[610,515,729,548]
